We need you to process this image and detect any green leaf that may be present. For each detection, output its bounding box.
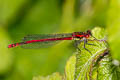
[32,72,62,80]
[107,0,120,60]
[64,54,76,80]
[97,54,120,80]
[74,27,108,80]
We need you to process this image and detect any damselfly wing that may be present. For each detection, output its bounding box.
[21,33,73,48]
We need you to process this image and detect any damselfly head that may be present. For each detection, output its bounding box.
[87,30,97,40]
[87,30,92,36]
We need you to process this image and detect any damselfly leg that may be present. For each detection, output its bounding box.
[74,40,81,52]
[75,37,97,54]
[83,38,92,54]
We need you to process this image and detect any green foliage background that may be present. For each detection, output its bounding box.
[0,0,120,80]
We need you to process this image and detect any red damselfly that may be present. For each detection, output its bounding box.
[8,30,96,53]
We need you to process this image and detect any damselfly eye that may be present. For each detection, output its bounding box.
[87,30,92,35]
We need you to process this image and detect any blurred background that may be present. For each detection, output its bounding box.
[0,0,119,80]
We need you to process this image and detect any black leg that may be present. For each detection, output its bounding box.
[74,40,81,52]
[74,38,94,54]
[91,35,98,40]
[83,38,92,55]
[76,47,81,52]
